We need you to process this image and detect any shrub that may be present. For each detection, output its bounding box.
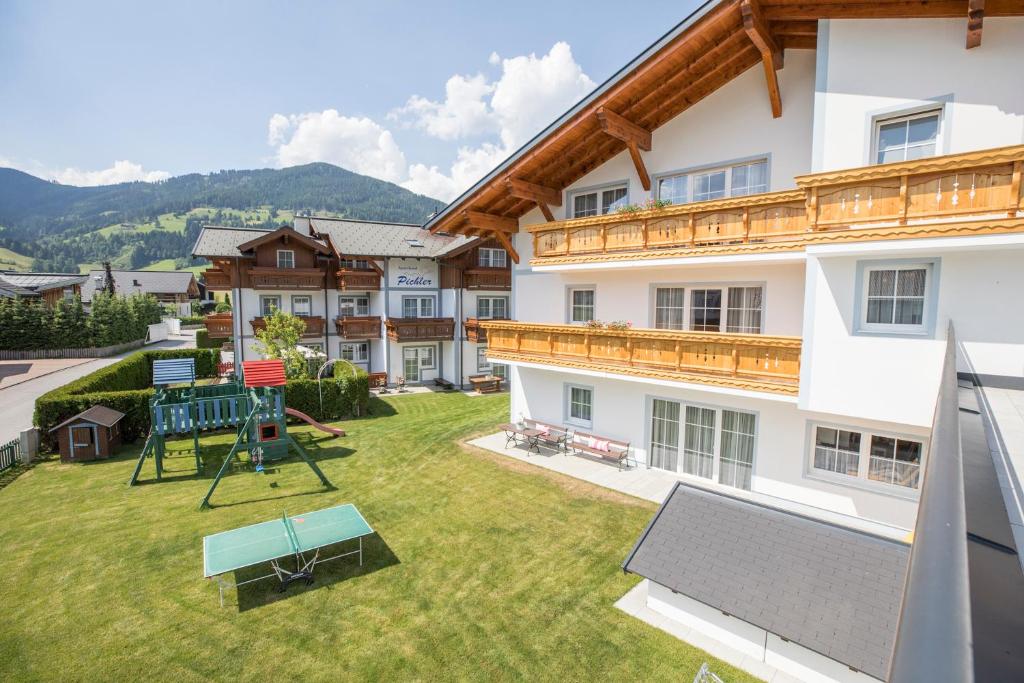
[0,293,161,351]
[214,301,232,313]
[284,365,368,422]
[178,315,205,326]
[195,329,226,349]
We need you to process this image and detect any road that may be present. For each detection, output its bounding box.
[0,334,196,446]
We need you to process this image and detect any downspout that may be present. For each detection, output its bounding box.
[322,253,331,362]
[458,274,465,388]
[234,255,244,370]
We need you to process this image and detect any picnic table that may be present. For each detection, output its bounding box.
[469,375,504,394]
[499,422,543,454]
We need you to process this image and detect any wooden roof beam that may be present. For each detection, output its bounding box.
[741,0,783,118]
[597,107,652,191]
[464,210,518,233]
[489,230,520,264]
[967,0,985,48]
[506,178,561,222]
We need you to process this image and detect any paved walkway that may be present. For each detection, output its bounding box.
[0,358,95,389]
[0,334,195,446]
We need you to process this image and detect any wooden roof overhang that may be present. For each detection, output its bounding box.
[237,226,333,256]
[426,0,1024,244]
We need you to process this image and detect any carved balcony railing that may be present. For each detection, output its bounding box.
[336,268,381,291]
[250,316,326,337]
[481,321,801,395]
[384,317,455,342]
[464,317,511,343]
[527,145,1024,265]
[203,313,233,338]
[336,315,382,340]
[247,267,325,290]
[463,268,511,290]
[203,269,232,290]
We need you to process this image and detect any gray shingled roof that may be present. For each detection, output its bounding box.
[80,270,197,302]
[0,271,87,292]
[191,226,276,258]
[49,404,126,432]
[309,216,471,258]
[623,482,909,680]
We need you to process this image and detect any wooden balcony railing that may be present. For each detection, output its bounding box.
[247,267,325,289]
[463,268,511,290]
[336,315,382,340]
[385,317,455,342]
[203,313,233,338]
[250,316,326,337]
[464,317,511,343]
[336,268,381,291]
[481,320,801,395]
[527,145,1024,265]
[203,269,231,290]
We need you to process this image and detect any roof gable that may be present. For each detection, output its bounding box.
[237,226,332,255]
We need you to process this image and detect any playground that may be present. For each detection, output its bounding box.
[0,391,755,682]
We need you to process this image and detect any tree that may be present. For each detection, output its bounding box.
[253,308,308,379]
[101,261,116,295]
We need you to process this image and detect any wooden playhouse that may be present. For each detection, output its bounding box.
[49,405,126,462]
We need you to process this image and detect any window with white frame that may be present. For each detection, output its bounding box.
[339,295,369,317]
[656,159,768,206]
[402,346,434,382]
[571,185,628,218]
[568,287,595,324]
[476,346,490,372]
[477,296,508,320]
[875,110,940,164]
[402,296,435,318]
[654,287,686,330]
[690,289,723,332]
[291,295,312,317]
[339,258,370,270]
[565,384,593,427]
[259,295,281,317]
[726,286,763,334]
[491,363,507,379]
[478,248,507,268]
[860,263,932,333]
[276,250,295,269]
[810,424,924,491]
[339,342,369,363]
[304,342,324,354]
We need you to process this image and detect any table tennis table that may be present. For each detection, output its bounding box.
[203,503,373,606]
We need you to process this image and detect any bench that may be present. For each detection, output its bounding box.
[434,377,455,391]
[569,431,633,470]
[368,372,388,393]
[468,374,503,394]
[523,419,573,452]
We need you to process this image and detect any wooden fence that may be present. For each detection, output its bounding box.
[0,437,21,474]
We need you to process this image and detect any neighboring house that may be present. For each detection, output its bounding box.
[0,271,87,306]
[80,269,200,306]
[192,218,512,386]
[423,3,1024,680]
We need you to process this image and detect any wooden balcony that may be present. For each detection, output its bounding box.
[528,145,1024,266]
[481,320,801,395]
[385,317,455,343]
[203,269,231,290]
[335,315,381,340]
[250,316,326,337]
[247,266,325,290]
[463,268,510,290]
[464,317,510,343]
[336,268,381,291]
[203,313,233,338]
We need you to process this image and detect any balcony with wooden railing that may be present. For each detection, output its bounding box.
[336,268,381,291]
[464,317,511,343]
[463,268,511,290]
[527,145,1024,266]
[336,315,382,340]
[385,317,455,343]
[247,267,325,290]
[203,313,233,338]
[250,316,326,337]
[203,269,232,290]
[481,320,801,396]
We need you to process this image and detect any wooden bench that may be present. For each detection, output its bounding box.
[523,419,573,452]
[434,377,455,391]
[369,372,388,393]
[569,431,633,470]
[468,374,503,394]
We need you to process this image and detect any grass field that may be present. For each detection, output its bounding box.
[141,259,208,275]
[0,246,34,271]
[0,392,754,682]
[95,207,295,238]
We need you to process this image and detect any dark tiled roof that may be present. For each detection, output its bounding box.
[80,270,197,302]
[49,405,126,432]
[309,216,470,258]
[623,482,909,680]
[0,271,86,292]
[191,226,276,258]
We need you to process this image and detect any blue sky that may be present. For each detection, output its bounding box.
[0,0,702,199]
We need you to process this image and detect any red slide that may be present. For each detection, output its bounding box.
[284,407,346,437]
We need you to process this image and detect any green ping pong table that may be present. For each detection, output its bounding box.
[203,503,373,606]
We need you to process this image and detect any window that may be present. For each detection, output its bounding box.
[690,289,722,332]
[719,410,756,490]
[875,111,940,164]
[568,287,595,324]
[276,250,295,269]
[303,342,324,353]
[566,384,593,427]
[339,295,369,317]
[491,363,508,379]
[339,342,368,363]
[339,258,370,270]
[683,405,716,479]
[259,295,281,317]
[478,248,507,268]
[656,159,768,205]
[571,185,627,218]
[858,261,935,334]
[477,296,508,320]
[402,296,435,318]
[654,287,686,330]
[291,295,312,317]
[726,287,763,334]
[402,346,434,382]
[650,399,681,471]
[809,424,924,492]
[476,346,491,373]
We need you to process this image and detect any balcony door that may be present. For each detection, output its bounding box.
[402,346,435,383]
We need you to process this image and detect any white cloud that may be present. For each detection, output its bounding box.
[389,73,495,141]
[53,160,171,186]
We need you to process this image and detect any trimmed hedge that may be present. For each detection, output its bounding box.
[195,329,227,349]
[285,366,369,422]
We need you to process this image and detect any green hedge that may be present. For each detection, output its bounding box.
[285,366,369,422]
[178,316,205,326]
[195,329,227,349]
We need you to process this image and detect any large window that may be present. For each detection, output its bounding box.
[565,384,593,428]
[690,289,723,332]
[683,406,716,479]
[571,185,628,218]
[650,399,681,471]
[402,296,435,318]
[478,248,507,268]
[653,285,763,333]
[656,159,768,206]
[339,342,369,363]
[402,346,435,382]
[726,286,763,334]
[858,261,934,334]
[291,295,312,317]
[276,250,295,269]
[477,296,508,320]
[654,287,685,330]
[875,110,940,164]
[339,295,370,317]
[719,410,756,490]
[809,424,924,492]
[259,295,281,317]
[568,287,595,324]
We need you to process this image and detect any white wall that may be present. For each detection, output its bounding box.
[814,17,1024,171]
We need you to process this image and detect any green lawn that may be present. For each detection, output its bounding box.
[141,259,208,275]
[0,246,33,271]
[0,392,756,682]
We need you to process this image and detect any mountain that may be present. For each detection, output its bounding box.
[0,163,445,273]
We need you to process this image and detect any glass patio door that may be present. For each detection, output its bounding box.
[649,399,681,471]
[402,349,421,382]
[682,406,716,479]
